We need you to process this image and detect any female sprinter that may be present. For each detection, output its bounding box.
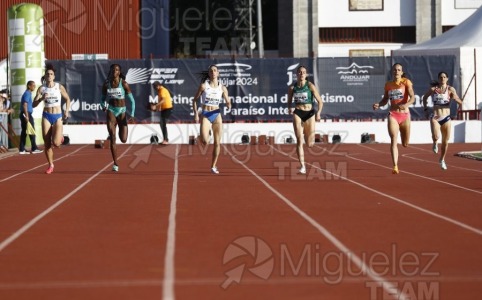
[101,64,136,172]
[422,71,463,170]
[192,65,231,174]
[33,63,71,174]
[373,63,415,174]
[287,65,323,174]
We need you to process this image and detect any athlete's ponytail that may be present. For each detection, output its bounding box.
[197,64,217,83]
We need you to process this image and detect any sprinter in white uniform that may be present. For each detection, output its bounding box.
[422,71,463,170]
[33,63,71,174]
[192,64,231,174]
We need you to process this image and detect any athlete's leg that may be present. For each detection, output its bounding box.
[200,116,212,145]
[440,120,451,163]
[211,115,222,169]
[399,117,411,148]
[106,111,119,166]
[430,117,440,153]
[387,115,400,172]
[292,114,305,171]
[117,113,128,143]
[51,118,64,147]
[303,116,316,148]
[42,117,54,168]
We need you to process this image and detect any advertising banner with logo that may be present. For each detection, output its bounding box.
[319,55,458,120]
[318,57,389,119]
[8,3,45,136]
[53,58,315,123]
[51,56,456,123]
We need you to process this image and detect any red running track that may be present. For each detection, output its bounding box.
[0,142,481,300]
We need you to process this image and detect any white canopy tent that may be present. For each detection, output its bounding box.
[393,6,482,113]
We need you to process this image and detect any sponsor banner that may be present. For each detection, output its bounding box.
[318,57,388,119]
[57,58,314,123]
[26,52,43,68]
[220,59,314,122]
[8,19,24,36]
[10,69,26,86]
[320,56,457,119]
[25,35,44,53]
[9,52,26,69]
[9,36,25,53]
[53,56,457,123]
[8,3,45,137]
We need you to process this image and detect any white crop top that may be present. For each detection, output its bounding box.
[40,83,62,108]
[433,86,450,107]
[200,81,224,107]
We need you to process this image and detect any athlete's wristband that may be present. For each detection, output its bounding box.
[126,93,135,117]
[100,94,107,109]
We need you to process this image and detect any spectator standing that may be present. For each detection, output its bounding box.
[150,81,173,145]
[19,81,43,154]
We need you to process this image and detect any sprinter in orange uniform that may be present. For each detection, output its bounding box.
[373,63,415,174]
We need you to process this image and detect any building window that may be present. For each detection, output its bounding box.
[319,27,416,43]
[349,0,383,11]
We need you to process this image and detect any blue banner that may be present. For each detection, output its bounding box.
[49,56,457,123]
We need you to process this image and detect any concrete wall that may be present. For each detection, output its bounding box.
[63,120,481,145]
[416,0,441,43]
[279,0,318,57]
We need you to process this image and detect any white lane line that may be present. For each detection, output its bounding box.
[279,146,482,235]
[402,153,482,173]
[358,143,482,173]
[225,146,409,300]
[345,148,482,195]
[0,275,480,290]
[0,146,134,253]
[0,145,90,183]
[162,144,180,300]
[282,149,482,235]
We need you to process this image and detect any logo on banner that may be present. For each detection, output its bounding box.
[125,68,185,85]
[149,68,184,85]
[286,63,314,86]
[65,99,79,111]
[286,63,299,86]
[215,63,257,87]
[336,63,373,86]
[64,99,104,112]
[26,53,42,68]
[11,70,26,86]
[125,68,152,84]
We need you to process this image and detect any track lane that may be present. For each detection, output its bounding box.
[0,144,177,300]
[240,143,482,300]
[173,144,407,300]
[1,143,480,300]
